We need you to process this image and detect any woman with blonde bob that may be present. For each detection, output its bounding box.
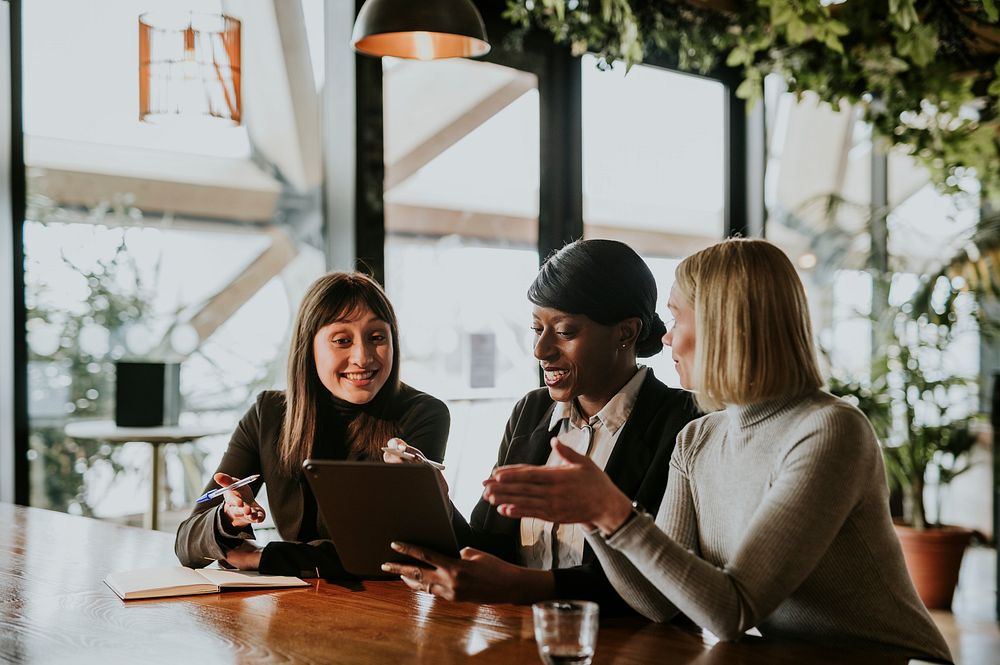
[484,239,952,662]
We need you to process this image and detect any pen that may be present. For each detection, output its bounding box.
[380,447,446,471]
[195,474,261,503]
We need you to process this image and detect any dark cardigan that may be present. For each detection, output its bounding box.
[452,369,699,613]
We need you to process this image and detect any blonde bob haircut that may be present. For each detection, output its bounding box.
[674,238,823,412]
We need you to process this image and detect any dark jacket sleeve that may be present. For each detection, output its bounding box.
[174,395,267,568]
[452,394,531,560]
[258,540,352,579]
[259,390,451,579]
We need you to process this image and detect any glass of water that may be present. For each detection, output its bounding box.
[532,600,599,665]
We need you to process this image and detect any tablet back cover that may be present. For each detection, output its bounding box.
[302,460,460,577]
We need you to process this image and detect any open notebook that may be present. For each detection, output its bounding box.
[104,566,309,600]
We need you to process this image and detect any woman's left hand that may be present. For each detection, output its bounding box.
[381,543,552,604]
[483,438,634,535]
[225,541,263,570]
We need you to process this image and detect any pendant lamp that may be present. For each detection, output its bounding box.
[139,12,242,125]
[351,0,490,60]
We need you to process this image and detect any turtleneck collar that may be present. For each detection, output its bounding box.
[324,391,365,418]
[320,381,398,420]
[724,392,812,431]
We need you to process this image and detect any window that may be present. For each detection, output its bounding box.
[382,57,541,514]
[582,56,726,387]
[22,0,326,528]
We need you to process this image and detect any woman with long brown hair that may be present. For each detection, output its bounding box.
[175,272,449,577]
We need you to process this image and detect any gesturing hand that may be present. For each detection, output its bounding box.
[380,543,540,604]
[482,438,634,535]
[215,472,266,529]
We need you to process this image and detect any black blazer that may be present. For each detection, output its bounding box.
[452,370,698,613]
[174,385,450,577]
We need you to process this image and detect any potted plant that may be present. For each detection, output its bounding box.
[831,303,981,610]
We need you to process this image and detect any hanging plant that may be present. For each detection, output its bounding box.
[504,0,1000,202]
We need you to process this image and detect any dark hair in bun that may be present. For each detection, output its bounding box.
[528,239,664,358]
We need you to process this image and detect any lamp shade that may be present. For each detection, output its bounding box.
[139,12,241,125]
[351,0,490,60]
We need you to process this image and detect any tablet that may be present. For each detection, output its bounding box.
[302,459,460,577]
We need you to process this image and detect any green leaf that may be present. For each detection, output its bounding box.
[735,77,760,101]
[726,47,748,67]
[826,20,850,37]
[770,1,796,27]
[824,33,845,54]
[786,18,812,45]
[889,0,918,31]
[984,0,999,22]
[894,24,939,67]
[735,78,755,100]
[549,0,565,21]
[991,60,1000,104]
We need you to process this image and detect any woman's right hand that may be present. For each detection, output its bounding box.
[214,472,266,529]
[383,438,452,508]
[382,437,421,465]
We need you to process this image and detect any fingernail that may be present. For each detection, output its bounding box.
[381,563,392,572]
[390,542,402,551]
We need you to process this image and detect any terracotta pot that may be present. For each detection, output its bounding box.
[894,524,974,610]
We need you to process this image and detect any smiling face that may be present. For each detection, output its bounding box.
[312,307,394,404]
[663,283,697,390]
[531,306,633,417]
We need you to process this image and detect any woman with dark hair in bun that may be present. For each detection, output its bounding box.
[382,239,699,610]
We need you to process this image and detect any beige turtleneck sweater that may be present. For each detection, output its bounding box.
[586,390,952,663]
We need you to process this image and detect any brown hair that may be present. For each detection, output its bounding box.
[674,238,823,412]
[279,272,402,475]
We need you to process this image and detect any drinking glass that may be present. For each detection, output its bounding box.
[531,600,599,665]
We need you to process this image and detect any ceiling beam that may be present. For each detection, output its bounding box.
[386,202,716,257]
[26,136,280,222]
[239,0,321,193]
[188,226,298,342]
[384,72,536,191]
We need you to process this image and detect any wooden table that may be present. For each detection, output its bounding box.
[0,504,926,664]
[64,420,229,530]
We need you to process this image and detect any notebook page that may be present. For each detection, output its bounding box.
[104,566,216,599]
[197,568,308,589]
